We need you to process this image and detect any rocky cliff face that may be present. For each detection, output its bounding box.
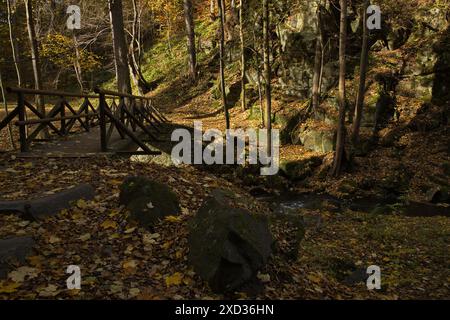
[242,0,449,152]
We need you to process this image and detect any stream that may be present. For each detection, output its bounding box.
[260,193,450,218]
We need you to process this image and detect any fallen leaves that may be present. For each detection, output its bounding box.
[100,219,118,230]
[79,233,91,241]
[165,216,182,223]
[165,272,183,287]
[48,235,61,244]
[122,260,138,274]
[0,281,21,293]
[38,285,60,298]
[8,267,39,283]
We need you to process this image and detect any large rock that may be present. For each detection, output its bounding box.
[0,237,35,279]
[119,176,181,229]
[279,156,324,181]
[295,126,335,153]
[188,189,273,293]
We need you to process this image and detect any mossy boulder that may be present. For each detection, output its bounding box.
[295,126,335,153]
[280,156,323,181]
[119,176,181,229]
[188,189,273,293]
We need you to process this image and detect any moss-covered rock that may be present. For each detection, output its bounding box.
[188,189,273,293]
[280,156,324,181]
[119,176,181,229]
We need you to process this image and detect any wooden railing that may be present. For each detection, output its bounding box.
[0,87,167,154]
[94,87,166,155]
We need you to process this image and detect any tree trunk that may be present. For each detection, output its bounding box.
[184,0,197,81]
[7,0,22,87]
[129,0,150,95]
[25,0,47,138]
[109,0,132,94]
[72,32,84,92]
[351,0,370,144]
[239,0,246,111]
[311,3,323,115]
[218,0,230,129]
[263,0,272,155]
[0,68,16,149]
[331,0,347,177]
[210,0,216,21]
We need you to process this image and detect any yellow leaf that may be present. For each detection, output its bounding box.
[165,215,182,223]
[175,250,183,259]
[101,219,118,230]
[162,241,172,250]
[23,162,34,168]
[123,260,137,270]
[307,274,322,284]
[48,236,61,244]
[124,227,136,234]
[165,272,183,287]
[109,210,120,218]
[8,267,39,283]
[79,233,91,241]
[76,199,88,209]
[0,281,21,293]
[109,179,123,186]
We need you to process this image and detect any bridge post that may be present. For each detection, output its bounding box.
[17,92,28,152]
[99,93,108,152]
[84,98,90,132]
[60,97,66,135]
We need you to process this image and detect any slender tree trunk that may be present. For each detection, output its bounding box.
[210,0,216,21]
[351,0,370,144]
[311,2,323,115]
[25,0,47,138]
[331,0,347,177]
[263,0,272,155]
[251,19,264,126]
[0,68,16,149]
[72,32,84,92]
[184,0,197,81]
[129,0,150,95]
[218,0,230,129]
[7,0,22,87]
[109,0,132,94]
[239,0,246,111]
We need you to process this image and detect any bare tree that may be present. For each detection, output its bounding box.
[129,0,150,95]
[109,0,132,94]
[210,0,216,21]
[25,0,47,137]
[311,1,323,115]
[184,0,197,81]
[218,0,230,129]
[24,1,43,102]
[239,0,246,111]
[72,32,84,92]
[0,68,16,149]
[351,0,370,144]
[263,0,272,154]
[331,0,347,176]
[7,0,23,87]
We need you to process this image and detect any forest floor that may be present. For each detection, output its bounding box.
[0,35,449,299]
[0,82,449,299]
[0,155,449,300]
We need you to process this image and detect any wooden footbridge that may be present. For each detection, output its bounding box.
[0,87,170,157]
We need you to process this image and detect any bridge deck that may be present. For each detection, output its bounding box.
[16,126,158,157]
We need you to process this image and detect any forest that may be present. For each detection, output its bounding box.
[0,0,449,301]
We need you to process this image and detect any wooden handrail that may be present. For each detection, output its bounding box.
[94,87,151,101]
[6,87,98,99]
